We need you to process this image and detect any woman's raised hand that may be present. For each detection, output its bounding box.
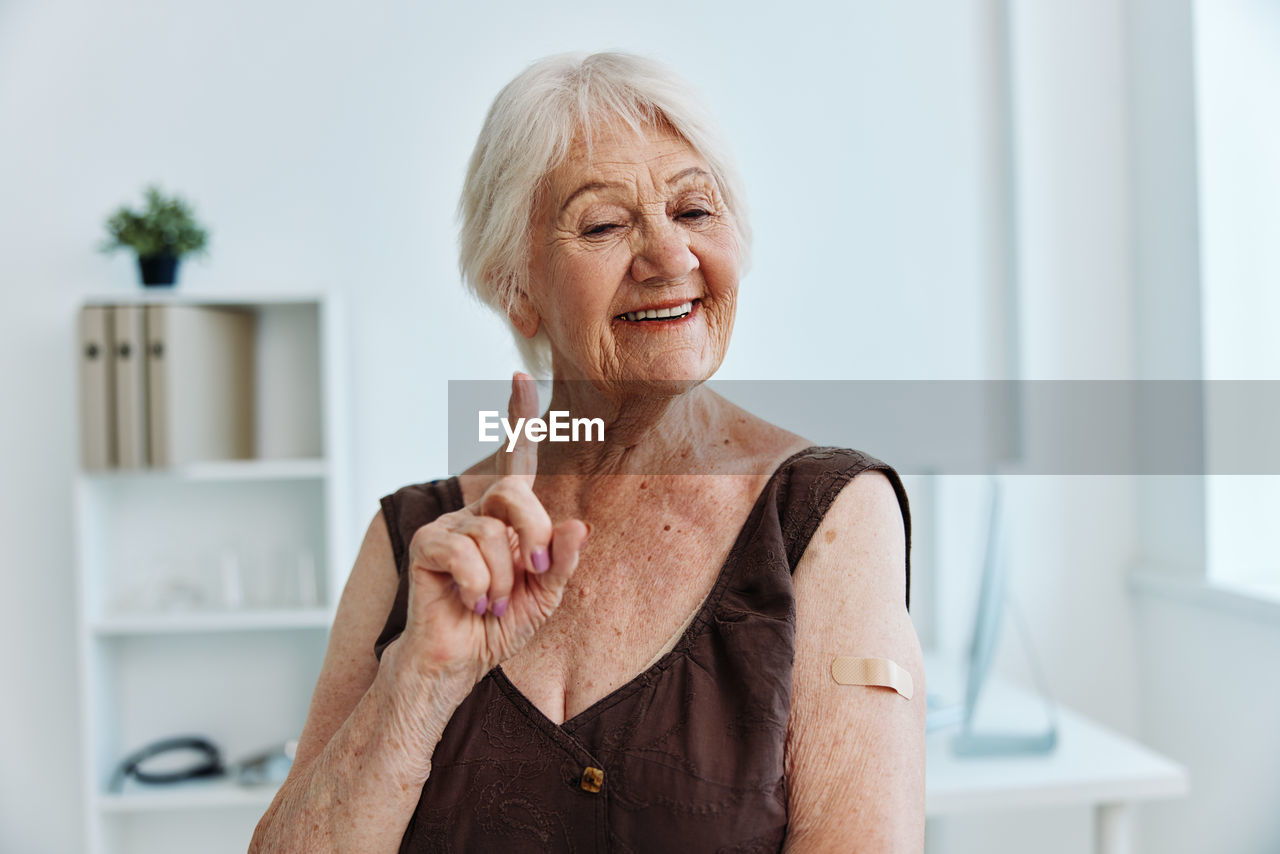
[398,372,589,686]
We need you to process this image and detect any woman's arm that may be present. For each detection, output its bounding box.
[251,375,587,852]
[251,375,585,851]
[248,512,475,853]
[783,471,926,852]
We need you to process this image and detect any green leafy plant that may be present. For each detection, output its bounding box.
[100,185,210,259]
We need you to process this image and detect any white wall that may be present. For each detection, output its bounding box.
[0,1,1007,851]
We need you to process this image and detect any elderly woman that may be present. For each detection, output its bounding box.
[252,52,923,852]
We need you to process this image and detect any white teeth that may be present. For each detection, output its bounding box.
[620,301,694,322]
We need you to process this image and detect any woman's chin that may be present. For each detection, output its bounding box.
[554,342,724,397]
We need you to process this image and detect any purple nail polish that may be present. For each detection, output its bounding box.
[475,594,488,615]
[492,597,509,618]
[532,549,550,573]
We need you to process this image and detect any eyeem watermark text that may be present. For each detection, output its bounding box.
[478,410,605,452]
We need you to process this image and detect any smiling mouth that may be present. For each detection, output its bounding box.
[616,300,697,323]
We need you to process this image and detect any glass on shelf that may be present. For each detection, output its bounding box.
[111,551,219,615]
[109,544,323,618]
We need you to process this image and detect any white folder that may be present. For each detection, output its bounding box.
[145,305,255,467]
[78,305,117,470]
[112,305,148,469]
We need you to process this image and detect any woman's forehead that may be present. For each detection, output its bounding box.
[552,120,708,191]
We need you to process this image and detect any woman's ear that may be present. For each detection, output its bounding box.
[507,283,541,339]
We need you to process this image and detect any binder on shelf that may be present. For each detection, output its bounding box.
[145,305,255,467]
[112,305,148,469]
[78,306,117,470]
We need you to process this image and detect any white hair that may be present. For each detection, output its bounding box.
[457,51,752,377]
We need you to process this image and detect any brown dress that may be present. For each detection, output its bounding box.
[373,446,911,853]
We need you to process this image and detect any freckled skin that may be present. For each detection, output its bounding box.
[464,119,810,724]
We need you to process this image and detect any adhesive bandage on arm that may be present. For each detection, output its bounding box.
[830,657,914,700]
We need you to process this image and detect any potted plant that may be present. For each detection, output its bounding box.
[100,185,210,286]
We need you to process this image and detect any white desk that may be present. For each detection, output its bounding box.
[924,655,1189,854]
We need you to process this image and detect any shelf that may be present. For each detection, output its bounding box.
[91,609,333,636]
[81,291,328,308]
[99,777,282,814]
[75,292,349,853]
[82,458,328,483]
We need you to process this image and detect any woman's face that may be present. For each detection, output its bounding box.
[520,120,741,391]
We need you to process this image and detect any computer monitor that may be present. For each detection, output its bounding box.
[927,476,1058,756]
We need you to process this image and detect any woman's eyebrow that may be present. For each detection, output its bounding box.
[666,167,712,186]
[559,168,713,215]
[559,181,615,213]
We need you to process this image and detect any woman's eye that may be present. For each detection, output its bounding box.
[678,209,710,221]
[584,223,619,236]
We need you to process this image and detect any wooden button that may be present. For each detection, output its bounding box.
[580,766,604,793]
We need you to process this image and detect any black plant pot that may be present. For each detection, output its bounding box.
[138,253,180,287]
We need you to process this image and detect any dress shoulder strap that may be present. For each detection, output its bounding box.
[379,477,465,577]
[372,477,465,661]
[770,447,912,610]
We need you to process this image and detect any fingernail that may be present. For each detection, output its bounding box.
[532,549,551,573]
[492,597,509,618]
[475,594,488,615]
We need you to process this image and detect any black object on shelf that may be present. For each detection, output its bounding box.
[108,735,298,792]
[137,252,179,287]
[111,735,224,791]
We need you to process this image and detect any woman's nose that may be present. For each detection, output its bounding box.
[630,219,699,285]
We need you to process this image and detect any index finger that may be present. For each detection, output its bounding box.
[495,370,539,485]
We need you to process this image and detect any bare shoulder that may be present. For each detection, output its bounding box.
[709,391,813,469]
[799,468,908,610]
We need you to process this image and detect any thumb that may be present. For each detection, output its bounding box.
[496,371,539,485]
[537,519,590,593]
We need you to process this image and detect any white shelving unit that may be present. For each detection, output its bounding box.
[73,292,350,854]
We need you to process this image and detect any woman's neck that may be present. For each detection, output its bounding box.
[535,379,725,479]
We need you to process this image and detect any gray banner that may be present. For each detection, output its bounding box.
[447,380,1280,475]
